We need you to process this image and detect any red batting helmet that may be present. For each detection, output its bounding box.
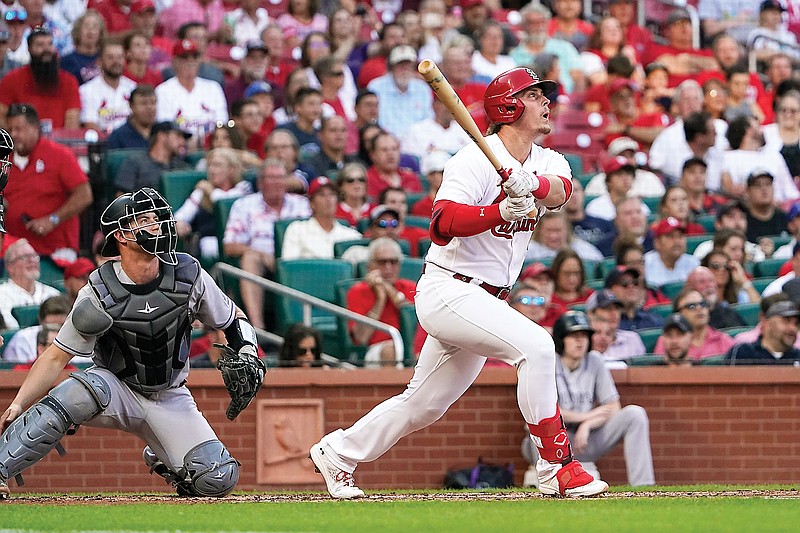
[484,67,558,124]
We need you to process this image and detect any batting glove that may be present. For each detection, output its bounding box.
[502,169,539,198]
[499,194,537,222]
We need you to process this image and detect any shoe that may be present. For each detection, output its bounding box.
[522,465,539,488]
[143,446,194,496]
[538,460,609,498]
[309,443,365,499]
[0,479,8,500]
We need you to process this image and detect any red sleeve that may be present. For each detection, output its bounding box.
[346,282,374,335]
[430,199,505,246]
[63,74,81,110]
[0,69,19,106]
[55,143,89,190]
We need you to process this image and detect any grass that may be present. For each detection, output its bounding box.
[0,486,798,533]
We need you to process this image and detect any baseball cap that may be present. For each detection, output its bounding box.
[603,155,636,175]
[607,136,638,157]
[131,0,156,14]
[307,176,337,198]
[652,216,687,238]
[665,8,691,26]
[151,121,192,139]
[604,265,640,288]
[782,278,800,304]
[760,0,786,12]
[663,313,692,334]
[585,289,623,313]
[520,262,554,282]
[63,257,95,280]
[369,204,400,223]
[746,167,774,186]
[245,40,268,55]
[609,78,637,97]
[244,80,273,98]
[460,0,484,9]
[172,39,199,58]
[765,299,800,319]
[421,151,450,175]
[388,45,417,67]
[716,199,748,220]
[788,202,800,222]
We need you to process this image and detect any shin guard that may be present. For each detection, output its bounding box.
[527,407,573,465]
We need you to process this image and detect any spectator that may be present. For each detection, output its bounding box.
[0,27,80,129]
[401,97,469,161]
[509,1,583,94]
[764,90,800,180]
[654,288,735,361]
[526,210,604,263]
[701,246,759,307]
[640,8,717,82]
[312,54,351,121]
[603,78,668,148]
[725,65,766,123]
[610,197,654,255]
[281,177,362,259]
[367,45,432,140]
[606,266,665,331]
[274,67,311,126]
[261,23,297,91]
[229,98,268,159]
[586,288,646,362]
[680,157,728,217]
[411,151,447,218]
[726,299,800,365]
[583,53,635,114]
[105,84,157,150]
[160,0,229,44]
[128,0,171,69]
[775,202,800,259]
[745,169,790,240]
[615,238,671,308]
[703,77,728,121]
[347,237,415,367]
[164,23,228,87]
[580,16,636,87]
[438,43,490,133]
[566,179,615,256]
[174,147,253,259]
[277,0,328,54]
[2,294,71,364]
[696,34,767,109]
[223,158,312,328]
[692,201,769,262]
[340,205,403,265]
[186,328,227,369]
[62,257,95,303]
[121,30,162,87]
[0,27,23,81]
[584,136,665,199]
[365,131,422,201]
[345,89,378,155]
[720,116,799,202]
[4,103,92,258]
[377,187,428,256]
[156,38,228,145]
[79,40,136,133]
[748,1,800,64]
[550,248,595,312]
[687,264,748,329]
[227,0,270,47]
[585,156,649,222]
[733,291,800,347]
[276,86,323,156]
[12,322,76,371]
[759,53,794,123]
[607,0,653,59]
[278,323,326,368]
[548,0,593,51]
[471,20,515,80]
[355,22,405,89]
[114,121,191,195]
[4,10,30,67]
[699,0,760,45]
[18,0,73,56]
[223,40,270,108]
[670,112,729,189]
[334,162,372,227]
[264,129,315,194]
[0,239,61,328]
[59,8,105,85]
[305,115,358,178]
[763,242,800,297]
[659,313,694,365]
[653,186,706,236]
[509,282,553,333]
[644,217,700,287]
[244,81,276,141]
[522,311,655,487]
[195,122,261,172]
[95,0,134,35]
[457,0,516,54]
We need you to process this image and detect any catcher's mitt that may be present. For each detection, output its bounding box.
[215,343,267,420]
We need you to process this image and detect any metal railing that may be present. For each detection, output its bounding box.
[746,34,800,72]
[211,262,404,367]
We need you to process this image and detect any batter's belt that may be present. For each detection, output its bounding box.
[422,263,512,300]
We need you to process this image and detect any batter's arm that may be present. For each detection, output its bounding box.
[536,174,572,209]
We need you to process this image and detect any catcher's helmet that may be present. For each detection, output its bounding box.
[483,67,558,125]
[552,310,594,355]
[0,128,14,233]
[99,187,178,265]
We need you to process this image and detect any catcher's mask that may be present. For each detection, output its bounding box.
[99,187,178,265]
[0,128,14,233]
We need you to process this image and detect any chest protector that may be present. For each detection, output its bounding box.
[88,253,200,394]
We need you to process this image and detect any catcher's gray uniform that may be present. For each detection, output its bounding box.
[0,253,240,496]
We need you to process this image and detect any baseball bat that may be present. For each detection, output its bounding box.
[417,59,537,217]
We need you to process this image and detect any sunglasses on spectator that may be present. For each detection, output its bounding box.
[295,346,318,357]
[707,261,728,271]
[343,176,366,183]
[513,295,546,307]
[680,301,709,311]
[375,219,398,228]
[4,10,27,23]
[9,253,39,264]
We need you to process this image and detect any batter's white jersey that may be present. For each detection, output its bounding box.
[79,75,137,133]
[426,134,572,288]
[155,76,228,139]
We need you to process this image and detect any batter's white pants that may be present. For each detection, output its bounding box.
[321,264,559,472]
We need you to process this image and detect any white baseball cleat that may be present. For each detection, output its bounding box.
[537,460,609,498]
[309,443,365,500]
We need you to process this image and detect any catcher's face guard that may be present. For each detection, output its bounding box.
[0,128,14,233]
[101,188,178,264]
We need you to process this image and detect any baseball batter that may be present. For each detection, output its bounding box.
[310,68,608,498]
[0,188,265,499]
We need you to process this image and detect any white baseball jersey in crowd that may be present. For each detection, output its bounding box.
[317,134,575,473]
[155,77,228,140]
[79,75,137,133]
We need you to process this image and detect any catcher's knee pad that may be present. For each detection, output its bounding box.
[0,371,110,481]
[181,440,239,497]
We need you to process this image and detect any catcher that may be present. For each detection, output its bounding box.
[0,187,266,499]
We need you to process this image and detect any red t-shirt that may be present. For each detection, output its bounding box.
[124,67,163,86]
[640,44,715,87]
[411,196,434,218]
[0,67,81,129]
[335,201,373,227]
[266,61,297,91]
[96,1,134,34]
[625,24,654,58]
[347,278,417,345]
[366,166,422,200]
[604,111,670,147]
[246,130,268,159]
[3,138,90,254]
[649,220,706,236]
[547,18,594,40]
[357,56,388,89]
[551,287,594,314]
[399,225,428,258]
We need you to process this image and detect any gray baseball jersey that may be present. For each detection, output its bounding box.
[555,351,620,414]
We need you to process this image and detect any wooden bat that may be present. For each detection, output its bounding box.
[417,59,537,217]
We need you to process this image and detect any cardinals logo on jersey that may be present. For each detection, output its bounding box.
[489,190,540,239]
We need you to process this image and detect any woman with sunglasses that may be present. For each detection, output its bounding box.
[701,248,760,304]
[335,162,372,226]
[279,323,326,368]
[653,288,735,361]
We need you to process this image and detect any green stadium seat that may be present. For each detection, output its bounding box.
[406,193,426,213]
[399,304,420,366]
[11,305,39,328]
[732,302,761,327]
[659,280,685,299]
[334,239,372,258]
[596,257,617,281]
[418,238,432,258]
[405,215,431,230]
[564,153,583,178]
[38,256,64,289]
[637,328,662,353]
[213,197,239,264]
[184,150,206,167]
[583,260,599,280]
[274,218,308,259]
[160,170,205,210]
[697,214,716,233]
[686,235,709,255]
[586,279,605,290]
[648,303,675,320]
[104,148,145,189]
[697,354,727,366]
[753,258,787,278]
[751,277,776,294]
[0,328,19,356]
[766,234,792,249]
[626,354,667,366]
[642,197,661,212]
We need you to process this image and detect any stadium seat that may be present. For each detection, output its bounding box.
[767,235,792,249]
[751,277,776,294]
[637,328,662,353]
[642,197,661,213]
[399,304,419,366]
[406,193,427,213]
[596,257,617,281]
[213,197,240,264]
[405,215,431,230]
[334,239,372,258]
[697,355,727,366]
[686,235,709,254]
[11,305,39,328]
[0,328,19,356]
[753,258,786,278]
[583,259,599,280]
[184,150,206,167]
[696,214,716,233]
[274,218,308,259]
[732,302,761,327]
[160,170,205,210]
[721,326,751,337]
[660,280,686,299]
[586,279,605,290]
[355,255,422,280]
[418,238,432,258]
[39,256,64,289]
[648,303,674,320]
[103,148,146,202]
[626,354,667,366]
[334,278,369,364]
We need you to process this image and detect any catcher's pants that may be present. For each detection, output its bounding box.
[83,368,219,473]
[321,264,558,472]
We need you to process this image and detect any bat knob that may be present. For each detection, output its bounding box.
[498,168,511,182]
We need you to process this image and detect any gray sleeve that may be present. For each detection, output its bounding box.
[589,353,620,405]
[53,286,101,358]
[190,268,237,330]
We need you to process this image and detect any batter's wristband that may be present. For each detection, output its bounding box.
[559,176,573,201]
[532,175,551,200]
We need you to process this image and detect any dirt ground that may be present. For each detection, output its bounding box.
[4,489,800,505]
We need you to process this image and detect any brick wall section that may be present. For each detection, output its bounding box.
[0,366,798,492]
